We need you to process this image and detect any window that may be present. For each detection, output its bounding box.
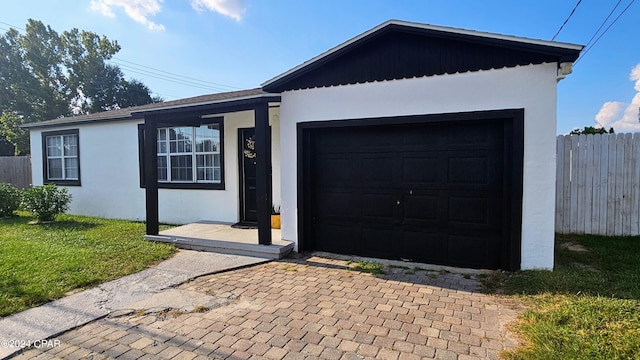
[42,129,80,186]
[157,124,222,183]
[138,120,224,189]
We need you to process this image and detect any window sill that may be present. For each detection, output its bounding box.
[141,182,225,190]
[44,180,81,187]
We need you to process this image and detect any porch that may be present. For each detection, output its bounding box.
[134,89,282,249]
[145,222,294,260]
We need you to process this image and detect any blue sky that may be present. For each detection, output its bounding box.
[1,0,639,134]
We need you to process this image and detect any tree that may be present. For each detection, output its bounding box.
[0,19,162,154]
[570,126,614,135]
[0,113,29,155]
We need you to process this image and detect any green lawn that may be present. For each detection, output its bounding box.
[0,213,176,317]
[481,234,640,359]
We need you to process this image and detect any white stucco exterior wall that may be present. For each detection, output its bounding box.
[28,108,281,225]
[278,63,559,270]
[30,121,147,220]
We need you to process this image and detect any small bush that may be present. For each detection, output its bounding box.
[0,183,21,217]
[22,184,72,222]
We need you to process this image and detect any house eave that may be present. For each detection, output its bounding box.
[21,91,282,130]
[21,115,142,130]
[261,19,584,91]
[133,93,281,118]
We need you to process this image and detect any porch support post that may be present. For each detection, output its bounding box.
[255,100,272,245]
[144,118,159,235]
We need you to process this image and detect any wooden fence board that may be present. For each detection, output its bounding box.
[576,134,586,233]
[570,135,579,233]
[615,134,625,235]
[0,156,31,189]
[584,134,594,234]
[555,136,565,233]
[562,135,572,233]
[556,133,640,236]
[606,135,617,235]
[623,133,633,235]
[599,134,609,235]
[633,135,640,235]
[591,134,601,234]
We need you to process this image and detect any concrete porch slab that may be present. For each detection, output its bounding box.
[146,221,293,260]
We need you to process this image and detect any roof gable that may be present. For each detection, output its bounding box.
[262,20,583,93]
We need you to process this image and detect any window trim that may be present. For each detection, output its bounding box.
[157,125,222,183]
[41,129,81,186]
[138,118,225,190]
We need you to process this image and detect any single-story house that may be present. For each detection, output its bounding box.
[24,20,582,270]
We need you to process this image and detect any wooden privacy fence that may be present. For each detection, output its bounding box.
[0,156,31,189]
[556,133,640,236]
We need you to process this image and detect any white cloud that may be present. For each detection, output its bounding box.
[594,63,640,132]
[89,0,165,31]
[191,0,246,21]
[89,1,115,17]
[595,101,624,126]
[633,64,640,91]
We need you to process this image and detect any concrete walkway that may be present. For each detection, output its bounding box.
[0,250,270,359]
[9,255,521,360]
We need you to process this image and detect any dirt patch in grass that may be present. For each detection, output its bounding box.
[559,241,590,252]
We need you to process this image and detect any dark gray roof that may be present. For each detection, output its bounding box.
[22,88,268,129]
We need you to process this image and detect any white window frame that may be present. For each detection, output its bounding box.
[45,133,79,181]
[157,124,221,184]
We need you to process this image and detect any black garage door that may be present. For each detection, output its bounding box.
[306,118,510,269]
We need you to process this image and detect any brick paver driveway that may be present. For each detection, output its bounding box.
[14,255,519,360]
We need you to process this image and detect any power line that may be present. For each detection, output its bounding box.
[582,0,623,50]
[0,21,24,31]
[552,0,583,40]
[153,92,181,100]
[0,19,242,93]
[112,57,241,91]
[110,61,235,92]
[575,0,636,65]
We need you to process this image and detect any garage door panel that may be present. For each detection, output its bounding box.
[403,128,446,147]
[448,196,488,225]
[358,129,398,148]
[314,222,359,253]
[403,194,439,221]
[402,230,447,263]
[448,193,503,228]
[362,156,395,185]
[315,191,359,218]
[448,156,490,184]
[313,131,355,152]
[402,157,439,183]
[362,193,396,218]
[448,122,502,146]
[309,118,509,270]
[316,157,357,186]
[447,235,499,268]
[362,225,396,256]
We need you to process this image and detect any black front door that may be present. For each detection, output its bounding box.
[239,128,257,223]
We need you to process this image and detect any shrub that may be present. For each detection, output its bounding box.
[0,183,21,217]
[22,184,72,222]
